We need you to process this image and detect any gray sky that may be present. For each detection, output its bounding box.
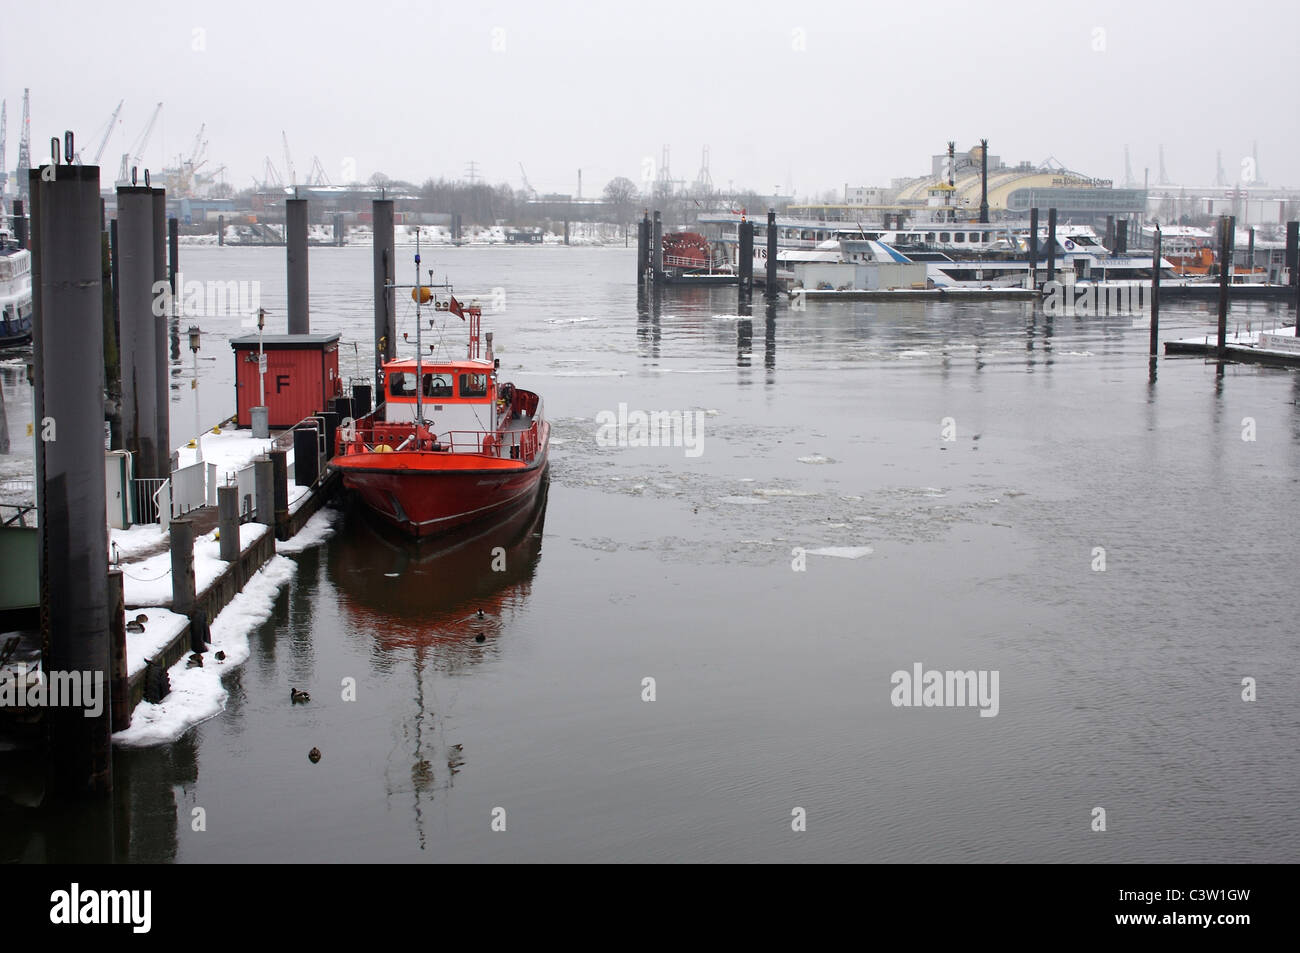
[3,0,1297,197]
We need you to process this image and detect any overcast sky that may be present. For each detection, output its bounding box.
[3,0,1297,197]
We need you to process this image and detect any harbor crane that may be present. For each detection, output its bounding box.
[116,101,163,185]
[307,156,330,186]
[518,162,537,199]
[282,132,296,187]
[17,89,31,201]
[76,99,124,165]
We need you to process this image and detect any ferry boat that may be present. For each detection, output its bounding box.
[0,225,33,347]
[332,248,549,537]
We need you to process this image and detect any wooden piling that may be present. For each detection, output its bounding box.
[1150,227,1161,356]
[765,209,777,296]
[652,211,663,279]
[1028,207,1038,287]
[1046,209,1057,284]
[254,454,275,526]
[108,569,129,734]
[1115,220,1128,255]
[1285,221,1298,286]
[167,217,179,293]
[218,484,239,563]
[12,199,26,248]
[1217,215,1233,357]
[636,213,648,282]
[738,220,754,298]
[170,519,196,617]
[270,448,289,538]
[217,214,224,246]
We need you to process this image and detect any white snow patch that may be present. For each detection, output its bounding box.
[278,508,342,554]
[113,555,297,747]
[123,609,189,678]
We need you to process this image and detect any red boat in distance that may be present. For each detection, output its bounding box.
[332,256,549,538]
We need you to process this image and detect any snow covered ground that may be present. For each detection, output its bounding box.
[112,505,340,747]
[119,522,269,607]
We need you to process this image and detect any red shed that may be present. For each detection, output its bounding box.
[231,332,341,428]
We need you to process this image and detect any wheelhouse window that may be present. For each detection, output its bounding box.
[422,373,453,398]
[389,372,416,397]
[925,233,935,242]
[939,232,950,242]
[459,373,488,398]
[954,232,965,242]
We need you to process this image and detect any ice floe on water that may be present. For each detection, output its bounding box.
[752,487,819,498]
[805,545,874,559]
[797,453,836,464]
[719,495,770,505]
[113,555,297,747]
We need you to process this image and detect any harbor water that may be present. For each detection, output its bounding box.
[3,245,1298,862]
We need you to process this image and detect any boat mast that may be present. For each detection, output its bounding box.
[414,233,423,428]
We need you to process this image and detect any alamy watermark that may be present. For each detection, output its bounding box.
[152,273,262,318]
[0,666,104,718]
[1043,280,1150,318]
[890,662,999,717]
[595,403,705,457]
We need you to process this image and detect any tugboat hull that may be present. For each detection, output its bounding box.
[335,432,549,538]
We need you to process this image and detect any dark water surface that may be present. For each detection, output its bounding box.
[8,245,1300,862]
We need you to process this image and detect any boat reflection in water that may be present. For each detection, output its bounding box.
[329,472,549,663]
[329,474,549,849]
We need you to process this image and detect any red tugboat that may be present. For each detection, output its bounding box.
[332,248,549,537]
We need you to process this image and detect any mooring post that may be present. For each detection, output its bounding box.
[293,427,319,486]
[217,214,225,247]
[270,447,289,537]
[1295,252,1300,337]
[765,209,777,296]
[109,569,129,734]
[170,518,196,617]
[151,188,170,475]
[636,213,648,282]
[373,199,395,385]
[286,197,309,334]
[1217,215,1233,357]
[117,186,162,478]
[1046,209,1057,285]
[1115,220,1128,255]
[1028,207,1039,288]
[1285,221,1298,286]
[1247,227,1255,275]
[1105,214,1115,252]
[30,159,113,796]
[652,211,663,281]
[319,409,339,458]
[168,217,179,294]
[739,220,754,299]
[218,484,239,562]
[564,218,570,246]
[1150,227,1162,356]
[351,383,372,418]
[13,200,26,248]
[253,454,274,526]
